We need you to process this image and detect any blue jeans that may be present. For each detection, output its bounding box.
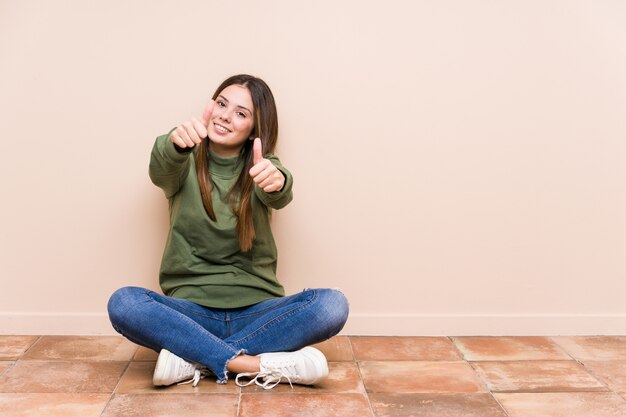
[107,286,349,383]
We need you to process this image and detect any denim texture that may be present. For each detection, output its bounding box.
[107,286,349,383]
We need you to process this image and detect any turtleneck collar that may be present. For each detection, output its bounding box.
[208,151,245,179]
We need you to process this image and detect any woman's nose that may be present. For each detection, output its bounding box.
[219,111,231,122]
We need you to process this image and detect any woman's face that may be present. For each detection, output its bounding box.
[208,84,255,157]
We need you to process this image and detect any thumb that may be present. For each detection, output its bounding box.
[253,138,263,165]
[200,100,214,128]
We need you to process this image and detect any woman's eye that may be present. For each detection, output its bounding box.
[217,100,226,107]
[236,112,246,118]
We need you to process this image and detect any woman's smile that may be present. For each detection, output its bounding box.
[212,122,231,135]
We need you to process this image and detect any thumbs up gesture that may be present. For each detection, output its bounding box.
[169,101,214,149]
[249,138,285,193]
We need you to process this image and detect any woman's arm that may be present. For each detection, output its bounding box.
[148,131,193,198]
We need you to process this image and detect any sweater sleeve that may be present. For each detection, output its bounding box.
[149,130,193,198]
[253,154,294,209]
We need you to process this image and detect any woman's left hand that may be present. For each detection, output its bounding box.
[249,138,285,193]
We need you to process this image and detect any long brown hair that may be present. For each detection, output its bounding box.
[195,74,279,252]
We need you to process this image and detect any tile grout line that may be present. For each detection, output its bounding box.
[446,336,466,361]
[547,336,578,361]
[553,336,626,398]
[488,391,513,417]
[460,349,513,416]
[86,339,137,417]
[548,336,619,395]
[452,336,576,417]
[346,335,357,363]
[98,355,133,417]
[19,335,42,359]
[236,382,242,417]
[466,360,496,393]
[449,336,494,396]
[0,336,42,395]
[0,361,18,380]
[348,336,376,417]
[574,361,619,395]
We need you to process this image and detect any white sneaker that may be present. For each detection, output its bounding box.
[153,349,209,387]
[235,346,329,390]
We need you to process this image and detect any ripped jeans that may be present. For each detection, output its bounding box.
[107,286,349,383]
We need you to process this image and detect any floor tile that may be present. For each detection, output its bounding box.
[0,362,13,376]
[495,392,626,417]
[0,336,39,360]
[239,362,364,394]
[4,334,624,416]
[359,361,485,393]
[351,337,462,361]
[369,393,508,417]
[115,361,238,394]
[0,393,110,417]
[101,393,238,417]
[551,336,626,361]
[133,346,158,361]
[239,393,372,417]
[312,336,354,361]
[452,337,571,361]
[22,336,137,361]
[583,361,626,392]
[472,361,607,392]
[0,360,127,393]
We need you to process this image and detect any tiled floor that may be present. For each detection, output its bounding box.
[1,335,625,416]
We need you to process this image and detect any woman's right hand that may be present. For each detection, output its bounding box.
[169,101,214,149]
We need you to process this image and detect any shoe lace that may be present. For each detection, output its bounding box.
[235,367,296,390]
[177,364,210,387]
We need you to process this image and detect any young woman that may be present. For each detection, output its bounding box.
[107,74,349,389]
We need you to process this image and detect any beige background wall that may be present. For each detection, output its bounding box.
[1,0,625,335]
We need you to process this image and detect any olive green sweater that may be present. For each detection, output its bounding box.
[149,133,293,308]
